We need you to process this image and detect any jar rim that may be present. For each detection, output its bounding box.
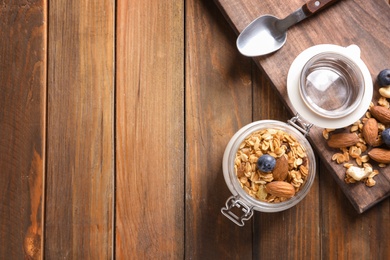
[299,51,365,119]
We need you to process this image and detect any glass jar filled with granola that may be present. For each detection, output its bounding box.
[221,119,316,226]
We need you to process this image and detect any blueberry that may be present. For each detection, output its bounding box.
[377,69,390,86]
[257,154,276,172]
[382,128,390,147]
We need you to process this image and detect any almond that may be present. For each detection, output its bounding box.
[327,133,360,148]
[371,138,383,147]
[368,148,390,164]
[265,181,295,198]
[362,118,378,146]
[370,106,390,124]
[272,155,288,181]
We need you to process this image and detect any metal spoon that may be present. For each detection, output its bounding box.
[237,0,340,57]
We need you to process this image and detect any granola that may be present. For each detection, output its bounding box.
[234,128,309,203]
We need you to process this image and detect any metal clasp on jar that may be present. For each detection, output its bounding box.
[221,196,254,226]
[287,114,313,136]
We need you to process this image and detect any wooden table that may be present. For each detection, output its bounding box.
[0,0,389,259]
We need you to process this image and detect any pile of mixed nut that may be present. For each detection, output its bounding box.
[323,69,390,187]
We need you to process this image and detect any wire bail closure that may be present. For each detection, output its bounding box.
[287,114,313,137]
[221,196,254,227]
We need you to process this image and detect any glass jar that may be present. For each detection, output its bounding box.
[222,44,373,226]
[221,118,316,226]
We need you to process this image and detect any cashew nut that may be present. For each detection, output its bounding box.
[379,85,390,98]
[346,164,373,181]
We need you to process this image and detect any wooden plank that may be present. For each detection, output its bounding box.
[45,1,114,258]
[0,1,46,259]
[252,69,321,259]
[214,0,390,213]
[185,0,253,258]
[115,1,185,258]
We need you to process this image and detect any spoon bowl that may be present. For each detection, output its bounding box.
[237,15,286,57]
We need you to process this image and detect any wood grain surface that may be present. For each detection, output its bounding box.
[185,0,253,258]
[115,0,184,258]
[0,0,389,259]
[214,0,390,213]
[45,1,114,258]
[0,1,46,259]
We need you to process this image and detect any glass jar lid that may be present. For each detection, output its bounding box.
[299,52,365,118]
[287,44,373,129]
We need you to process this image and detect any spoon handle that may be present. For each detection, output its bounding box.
[303,0,341,15]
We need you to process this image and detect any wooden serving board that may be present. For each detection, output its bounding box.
[214,0,390,213]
